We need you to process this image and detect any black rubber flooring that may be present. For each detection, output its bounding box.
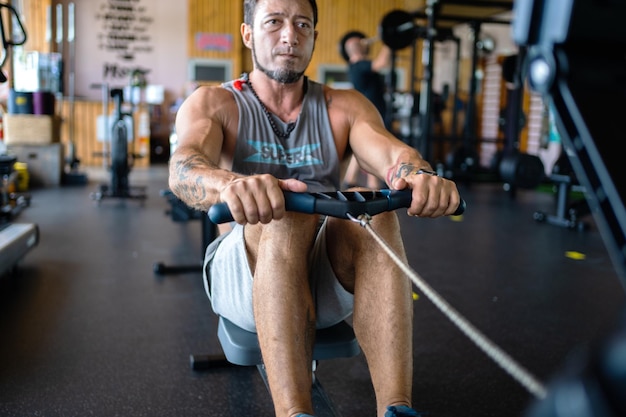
[0,166,624,417]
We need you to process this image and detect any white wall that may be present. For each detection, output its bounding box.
[74,0,188,103]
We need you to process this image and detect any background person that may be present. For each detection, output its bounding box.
[340,31,393,189]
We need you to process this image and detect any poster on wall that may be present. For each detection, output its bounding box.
[75,0,187,102]
[95,0,153,82]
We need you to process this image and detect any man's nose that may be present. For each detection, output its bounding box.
[281,23,299,46]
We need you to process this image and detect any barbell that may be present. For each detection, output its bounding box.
[339,9,419,54]
[379,9,422,51]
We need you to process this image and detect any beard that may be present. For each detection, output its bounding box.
[251,39,306,84]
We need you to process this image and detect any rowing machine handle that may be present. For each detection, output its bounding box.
[208,189,465,224]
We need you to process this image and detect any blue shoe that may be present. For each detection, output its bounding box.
[385,405,422,417]
[295,414,315,417]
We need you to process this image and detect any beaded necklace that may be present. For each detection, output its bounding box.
[241,74,307,140]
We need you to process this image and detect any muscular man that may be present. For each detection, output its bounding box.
[169,1,461,416]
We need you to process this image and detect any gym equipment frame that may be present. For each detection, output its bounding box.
[514,0,626,416]
[378,3,542,190]
[152,189,212,275]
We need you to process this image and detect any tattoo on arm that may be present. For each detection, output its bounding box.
[171,153,217,210]
[395,162,416,179]
[386,162,416,185]
[386,162,436,186]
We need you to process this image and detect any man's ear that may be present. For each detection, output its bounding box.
[241,23,252,49]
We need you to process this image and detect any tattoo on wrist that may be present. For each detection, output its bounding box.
[387,162,436,185]
[396,163,415,179]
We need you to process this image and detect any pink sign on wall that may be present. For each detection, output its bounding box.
[195,33,232,52]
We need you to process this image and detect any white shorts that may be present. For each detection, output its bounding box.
[203,218,354,332]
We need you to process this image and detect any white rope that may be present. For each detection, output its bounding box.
[349,213,548,400]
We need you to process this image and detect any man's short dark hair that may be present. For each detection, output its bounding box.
[339,31,366,62]
[244,0,318,27]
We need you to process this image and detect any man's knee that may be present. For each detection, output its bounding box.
[327,211,400,245]
[250,213,321,275]
[324,211,401,276]
[370,210,401,232]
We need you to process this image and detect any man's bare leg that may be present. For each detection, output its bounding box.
[247,213,320,417]
[326,212,414,417]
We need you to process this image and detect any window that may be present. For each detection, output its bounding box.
[187,59,233,83]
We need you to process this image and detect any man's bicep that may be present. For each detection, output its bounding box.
[175,90,231,165]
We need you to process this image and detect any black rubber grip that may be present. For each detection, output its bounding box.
[208,190,465,224]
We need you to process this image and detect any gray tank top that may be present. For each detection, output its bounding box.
[223,77,340,192]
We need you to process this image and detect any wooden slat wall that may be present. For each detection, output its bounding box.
[187,0,244,78]
[56,99,149,169]
[479,54,502,168]
[13,0,51,53]
[478,53,545,162]
[12,0,444,167]
[15,0,429,74]
[57,100,103,168]
[185,0,419,89]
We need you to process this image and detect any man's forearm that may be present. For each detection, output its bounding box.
[168,149,236,211]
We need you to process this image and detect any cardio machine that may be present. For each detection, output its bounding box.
[90,87,147,202]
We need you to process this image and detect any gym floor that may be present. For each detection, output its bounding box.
[0,165,624,417]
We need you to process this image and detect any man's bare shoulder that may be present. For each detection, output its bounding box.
[177,84,239,133]
[175,84,240,145]
[322,84,366,110]
[185,84,237,112]
[322,83,361,100]
[322,84,379,122]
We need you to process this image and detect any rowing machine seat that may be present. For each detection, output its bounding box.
[217,316,360,366]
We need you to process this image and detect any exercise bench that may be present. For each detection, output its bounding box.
[153,189,213,275]
[533,152,589,231]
